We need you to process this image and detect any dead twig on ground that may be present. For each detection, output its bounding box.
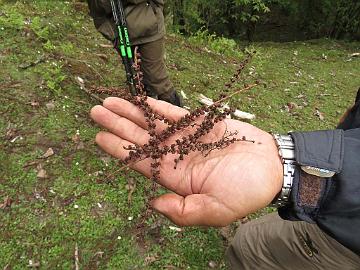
[75,77,104,103]
[75,243,80,270]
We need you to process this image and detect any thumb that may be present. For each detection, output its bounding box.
[151,193,234,227]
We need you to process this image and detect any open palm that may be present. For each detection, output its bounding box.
[91,97,283,227]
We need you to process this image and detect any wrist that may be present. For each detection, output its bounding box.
[263,132,285,202]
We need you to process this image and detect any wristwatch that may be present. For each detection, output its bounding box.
[272,134,297,207]
[271,134,336,208]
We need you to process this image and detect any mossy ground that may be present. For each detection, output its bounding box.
[0,1,359,269]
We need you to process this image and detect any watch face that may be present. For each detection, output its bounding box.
[301,166,335,178]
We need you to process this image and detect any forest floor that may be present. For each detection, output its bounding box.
[1,1,359,269]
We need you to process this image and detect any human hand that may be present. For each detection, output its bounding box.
[90,97,283,227]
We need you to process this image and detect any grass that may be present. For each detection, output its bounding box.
[0,0,359,269]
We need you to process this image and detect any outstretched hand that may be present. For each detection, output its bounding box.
[90,97,283,227]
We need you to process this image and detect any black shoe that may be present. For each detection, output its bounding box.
[158,90,183,107]
[144,85,158,99]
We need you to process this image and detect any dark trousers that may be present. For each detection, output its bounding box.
[137,38,173,97]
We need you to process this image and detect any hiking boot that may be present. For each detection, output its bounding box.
[144,84,158,99]
[158,90,183,107]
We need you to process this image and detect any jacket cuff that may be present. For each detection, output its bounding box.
[291,130,344,172]
[279,130,344,223]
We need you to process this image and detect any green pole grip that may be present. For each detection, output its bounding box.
[117,26,126,57]
[123,27,133,58]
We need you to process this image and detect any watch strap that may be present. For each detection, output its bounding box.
[272,134,297,207]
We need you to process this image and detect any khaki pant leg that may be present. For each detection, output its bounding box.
[226,212,360,270]
[137,38,173,96]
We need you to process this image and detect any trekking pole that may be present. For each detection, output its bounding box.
[110,0,137,96]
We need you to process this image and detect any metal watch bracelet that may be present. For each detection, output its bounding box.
[272,134,297,207]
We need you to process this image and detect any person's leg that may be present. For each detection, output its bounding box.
[137,38,182,106]
[226,212,360,270]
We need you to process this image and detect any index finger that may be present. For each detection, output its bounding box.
[103,97,189,130]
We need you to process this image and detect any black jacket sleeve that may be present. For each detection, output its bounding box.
[279,89,360,255]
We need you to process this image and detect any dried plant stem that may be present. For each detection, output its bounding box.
[213,83,258,106]
[76,77,104,103]
[91,52,259,181]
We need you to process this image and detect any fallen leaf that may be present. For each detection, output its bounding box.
[204,47,211,53]
[144,255,158,265]
[30,100,40,107]
[37,169,48,179]
[41,148,54,159]
[241,216,250,224]
[28,260,40,268]
[220,225,233,242]
[45,101,55,110]
[0,196,12,209]
[169,226,182,232]
[5,128,17,139]
[62,197,75,206]
[95,53,109,61]
[34,192,46,202]
[93,171,104,177]
[94,251,104,258]
[72,134,80,143]
[76,141,85,150]
[99,43,113,48]
[315,109,325,121]
[180,90,188,100]
[286,102,299,113]
[10,136,23,143]
[168,63,178,70]
[76,76,84,84]
[208,261,217,269]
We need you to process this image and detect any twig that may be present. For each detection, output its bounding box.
[75,76,104,103]
[198,94,255,120]
[116,157,147,173]
[213,83,258,106]
[75,243,79,270]
[19,55,45,69]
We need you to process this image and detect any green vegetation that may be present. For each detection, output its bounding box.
[0,0,359,269]
[167,0,360,40]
